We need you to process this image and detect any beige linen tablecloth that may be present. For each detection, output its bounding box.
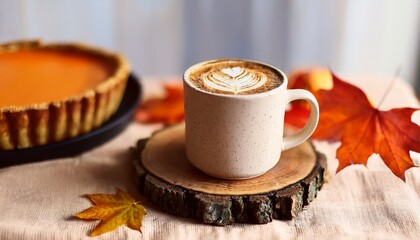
[0,76,419,240]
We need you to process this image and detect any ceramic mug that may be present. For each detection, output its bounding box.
[183,59,319,180]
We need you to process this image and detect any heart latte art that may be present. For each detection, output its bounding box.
[186,59,282,95]
[203,67,268,94]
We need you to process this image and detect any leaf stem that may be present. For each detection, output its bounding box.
[376,66,402,109]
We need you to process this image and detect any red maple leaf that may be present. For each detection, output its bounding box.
[286,70,420,180]
[135,82,184,124]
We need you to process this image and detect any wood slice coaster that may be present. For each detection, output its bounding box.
[134,123,328,225]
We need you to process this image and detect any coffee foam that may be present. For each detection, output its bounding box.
[187,59,282,95]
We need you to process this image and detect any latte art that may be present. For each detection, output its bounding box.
[203,67,268,94]
[186,59,283,95]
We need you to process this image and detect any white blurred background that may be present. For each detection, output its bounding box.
[1,0,419,92]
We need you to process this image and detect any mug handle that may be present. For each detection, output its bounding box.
[282,89,320,151]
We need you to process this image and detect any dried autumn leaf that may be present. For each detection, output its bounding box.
[73,188,146,236]
[288,67,333,92]
[135,82,184,124]
[286,70,420,180]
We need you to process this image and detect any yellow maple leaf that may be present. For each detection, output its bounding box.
[73,188,147,236]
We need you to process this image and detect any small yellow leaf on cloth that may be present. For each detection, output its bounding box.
[73,188,146,236]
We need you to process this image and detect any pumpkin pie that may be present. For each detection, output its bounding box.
[0,40,130,150]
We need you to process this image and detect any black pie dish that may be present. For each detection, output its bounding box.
[0,73,142,168]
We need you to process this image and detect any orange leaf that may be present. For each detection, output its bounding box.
[288,67,333,91]
[73,188,146,236]
[135,82,184,124]
[287,70,420,180]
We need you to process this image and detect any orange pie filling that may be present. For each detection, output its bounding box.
[0,49,115,108]
[0,42,130,150]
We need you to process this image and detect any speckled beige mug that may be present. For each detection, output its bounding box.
[183,59,319,180]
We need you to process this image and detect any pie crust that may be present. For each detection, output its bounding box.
[0,40,130,150]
